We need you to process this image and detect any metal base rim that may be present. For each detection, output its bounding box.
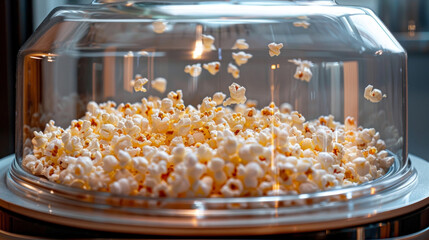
[0,154,428,236]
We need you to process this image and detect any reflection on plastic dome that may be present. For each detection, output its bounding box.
[16,1,405,200]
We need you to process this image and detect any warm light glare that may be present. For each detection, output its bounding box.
[273,183,280,191]
[408,20,416,37]
[193,40,203,59]
[370,187,376,195]
[271,64,276,70]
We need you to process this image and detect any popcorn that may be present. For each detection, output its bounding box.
[192,176,213,197]
[67,156,93,178]
[223,83,247,106]
[133,75,149,92]
[184,63,202,77]
[161,98,174,113]
[151,77,167,93]
[32,131,47,148]
[212,92,226,106]
[318,152,335,169]
[232,39,249,50]
[242,162,263,188]
[168,165,190,196]
[221,178,243,197]
[102,155,119,172]
[88,168,110,190]
[23,155,44,175]
[280,102,293,114]
[232,51,252,66]
[152,20,167,34]
[208,157,224,172]
[222,136,238,156]
[293,21,310,29]
[268,42,283,57]
[110,178,133,195]
[100,124,115,140]
[353,157,370,176]
[152,181,169,197]
[23,82,394,198]
[202,34,216,51]
[299,182,318,194]
[227,63,240,79]
[238,143,263,164]
[113,135,132,155]
[289,59,314,82]
[364,85,387,103]
[117,150,131,167]
[65,136,83,155]
[171,144,186,164]
[203,61,220,75]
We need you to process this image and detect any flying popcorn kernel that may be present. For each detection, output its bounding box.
[227,63,240,79]
[203,61,221,75]
[232,39,249,50]
[293,21,310,29]
[152,20,167,34]
[151,77,167,93]
[289,59,314,82]
[232,51,253,66]
[202,34,216,51]
[133,76,149,92]
[268,42,284,57]
[184,63,202,77]
[280,102,293,114]
[364,85,387,103]
[294,67,312,82]
[223,82,247,106]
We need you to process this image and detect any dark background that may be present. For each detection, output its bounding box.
[1,0,429,159]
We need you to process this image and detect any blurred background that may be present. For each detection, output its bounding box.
[1,0,428,159]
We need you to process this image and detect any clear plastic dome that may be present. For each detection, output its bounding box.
[10,0,413,234]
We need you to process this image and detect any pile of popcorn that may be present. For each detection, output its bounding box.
[22,82,394,198]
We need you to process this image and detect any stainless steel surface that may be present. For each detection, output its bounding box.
[0,154,428,236]
[389,226,429,240]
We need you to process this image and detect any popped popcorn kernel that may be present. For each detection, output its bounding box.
[227,63,240,79]
[213,92,226,106]
[268,42,284,57]
[151,77,167,93]
[203,61,221,75]
[133,76,149,92]
[223,82,247,106]
[184,63,202,77]
[364,85,387,103]
[232,51,253,66]
[202,34,216,51]
[103,155,119,172]
[232,39,249,50]
[221,178,243,197]
[289,59,314,82]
